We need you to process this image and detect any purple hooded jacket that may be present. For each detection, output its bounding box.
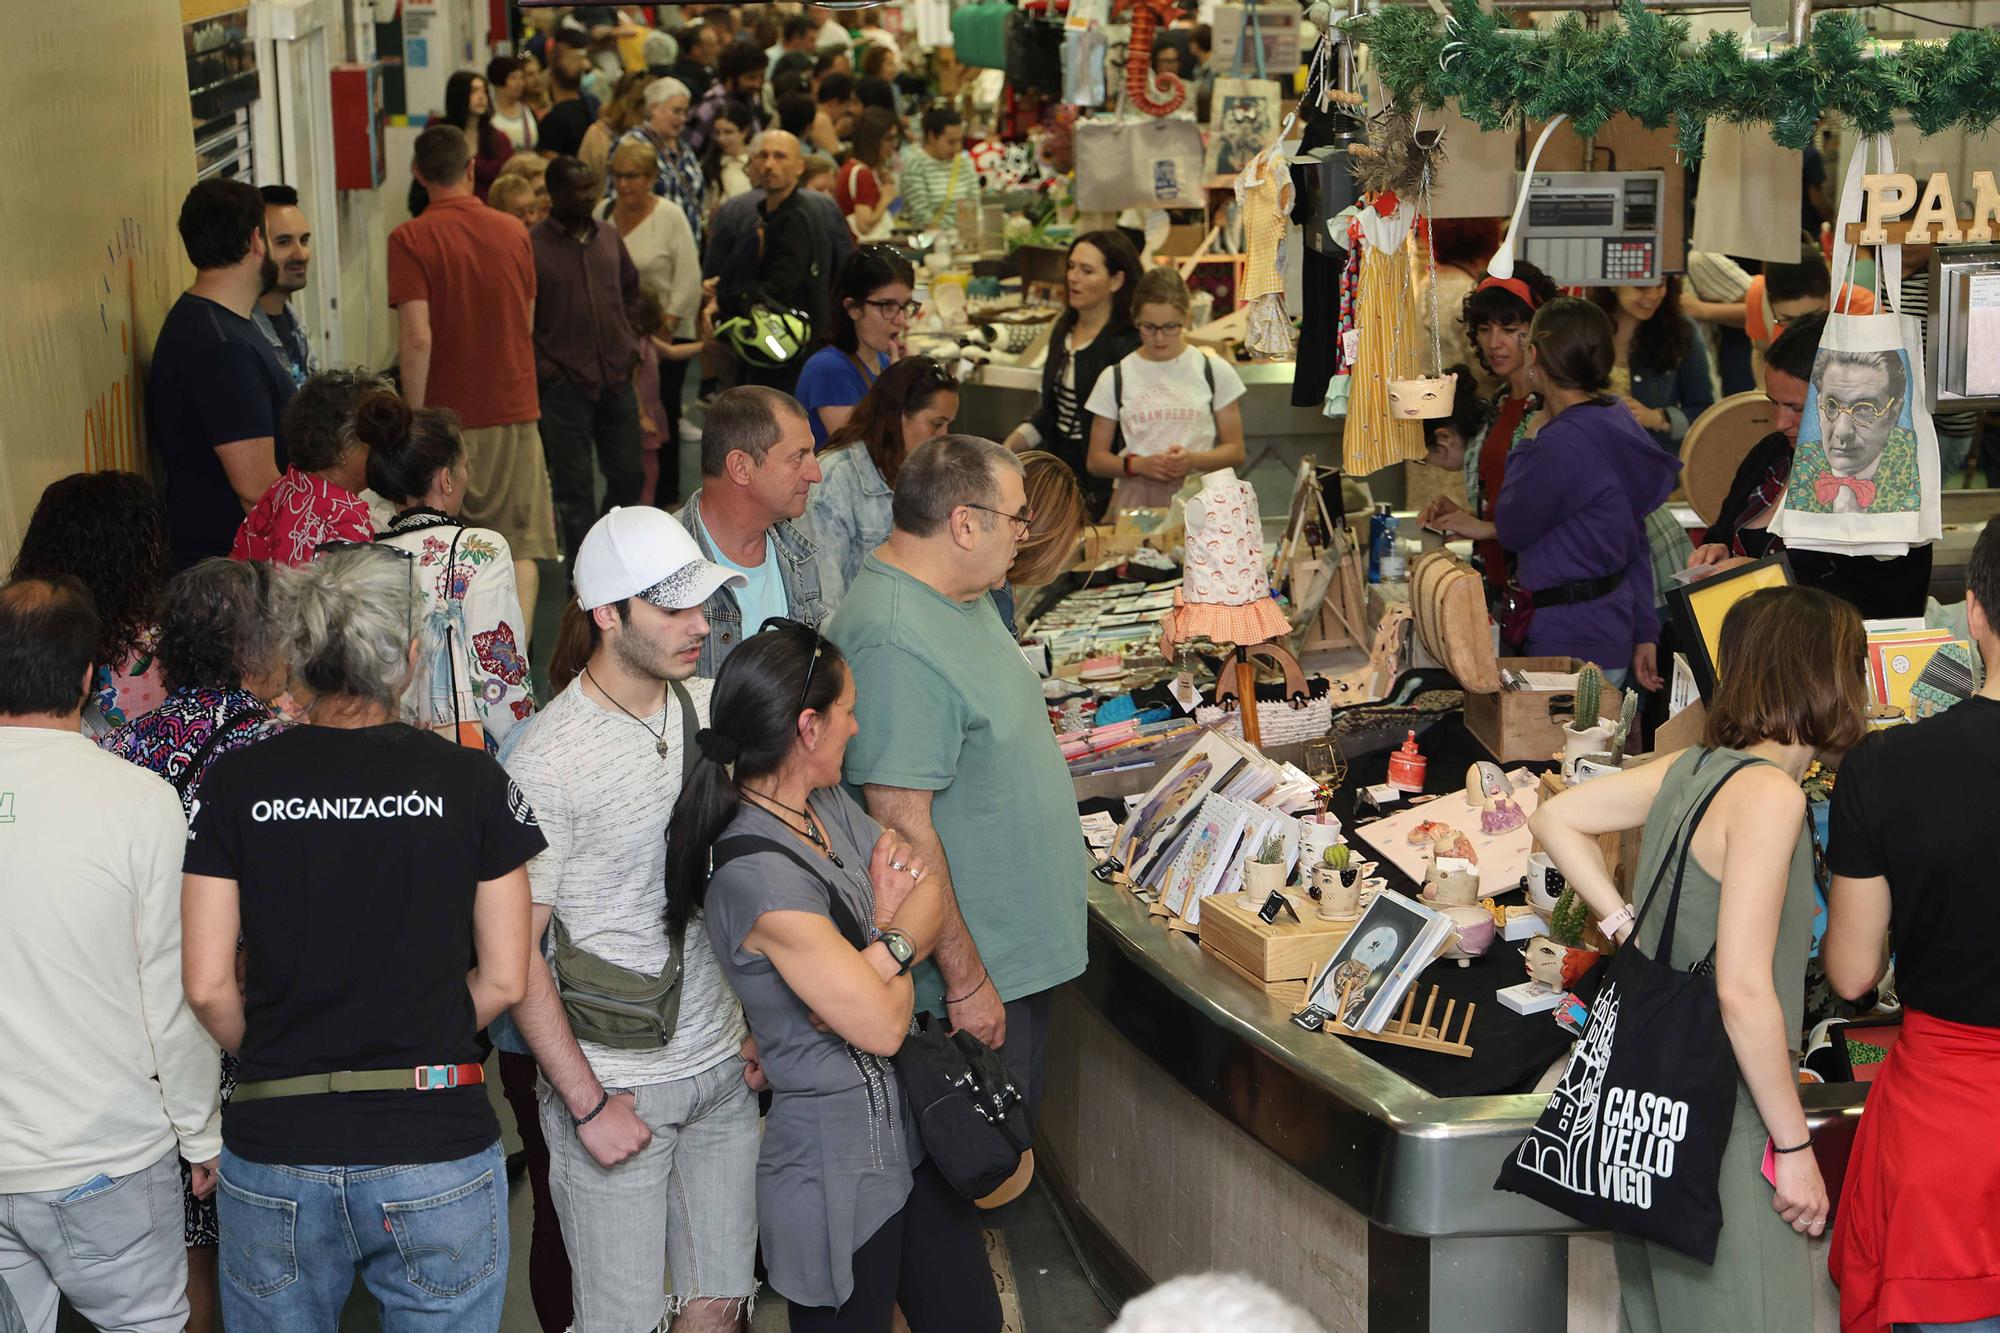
[1494,400,1681,672]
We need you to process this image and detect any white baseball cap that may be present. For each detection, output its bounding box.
[572,507,744,612]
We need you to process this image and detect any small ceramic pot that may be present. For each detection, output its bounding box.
[1424,859,1481,909]
[1571,753,1622,785]
[1356,875,1387,908]
[1297,817,1343,868]
[1316,869,1363,921]
[1440,903,1497,966]
[1244,857,1288,903]
[1562,722,1613,782]
[1525,852,1566,919]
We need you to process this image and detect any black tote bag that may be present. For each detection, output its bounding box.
[1495,755,1757,1263]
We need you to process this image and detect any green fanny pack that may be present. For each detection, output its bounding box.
[550,678,695,1052]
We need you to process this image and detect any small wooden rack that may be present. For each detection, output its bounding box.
[1317,984,1477,1059]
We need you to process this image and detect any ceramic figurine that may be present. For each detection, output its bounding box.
[1522,936,1598,990]
[1464,761,1527,835]
[1421,856,1480,908]
[1386,729,1428,792]
[1409,821,1478,865]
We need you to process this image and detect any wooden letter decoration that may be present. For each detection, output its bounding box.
[1907,172,1964,246]
[1859,172,1917,245]
[1968,171,2000,245]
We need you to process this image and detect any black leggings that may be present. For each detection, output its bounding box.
[785,1160,1002,1333]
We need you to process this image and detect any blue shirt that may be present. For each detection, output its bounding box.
[714,532,789,638]
[795,346,890,450]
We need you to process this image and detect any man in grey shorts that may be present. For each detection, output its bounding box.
[507,507,760,1331]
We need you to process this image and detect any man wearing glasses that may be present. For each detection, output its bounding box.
[1803,351,1918,516]
[827,436,1088,1134]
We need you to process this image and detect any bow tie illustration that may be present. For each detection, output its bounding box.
[1814,474,1877,509]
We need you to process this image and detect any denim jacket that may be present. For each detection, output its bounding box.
[675,489,827,678]
[1627,316,1717,450]
[805,446,894,614]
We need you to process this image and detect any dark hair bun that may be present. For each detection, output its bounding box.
[351,389,414,451]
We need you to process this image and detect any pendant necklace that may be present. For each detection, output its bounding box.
[583,667,671,757]
[746,788,842,868]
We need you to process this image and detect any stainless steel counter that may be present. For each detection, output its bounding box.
[1042,751,1867,1330]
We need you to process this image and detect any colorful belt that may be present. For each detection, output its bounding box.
[230,1063,486,1104]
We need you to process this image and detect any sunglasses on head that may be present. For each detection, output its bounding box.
[758,616,824,716]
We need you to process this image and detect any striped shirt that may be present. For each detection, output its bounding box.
[897,144,980,229]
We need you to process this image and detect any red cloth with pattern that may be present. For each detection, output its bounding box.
[1829,1007,2000,1331]
[230,467,373,567]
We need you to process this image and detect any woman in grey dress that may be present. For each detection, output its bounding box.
[1531,586,1868,1332]
[664,620,1003,1332]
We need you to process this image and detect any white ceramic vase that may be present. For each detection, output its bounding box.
[1561,723,1613,783]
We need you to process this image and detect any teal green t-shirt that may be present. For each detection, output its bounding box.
[827,554,1089,1013]
[713,533,787,638]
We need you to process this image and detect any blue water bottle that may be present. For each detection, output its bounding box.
[1366,504,1390,583]
[1378,509,1405,582]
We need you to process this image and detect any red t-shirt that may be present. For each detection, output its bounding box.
[230,467,373,566]
[387,195,538,428]
[834,160,882,218]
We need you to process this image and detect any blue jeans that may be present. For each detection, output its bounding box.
[215,1142,507,1332]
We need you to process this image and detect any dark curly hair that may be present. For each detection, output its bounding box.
[1461,261,1562,377]
[9,471,169,671]
[156,558,283,692]
[1589,277,1692,379]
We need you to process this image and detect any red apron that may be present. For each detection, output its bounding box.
[1829,1008,2000,1331]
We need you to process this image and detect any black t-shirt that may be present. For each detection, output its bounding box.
[148,293,295,568]
[185,724,547,1164]
[539,97,595,158]
[1827,696,2000,1026]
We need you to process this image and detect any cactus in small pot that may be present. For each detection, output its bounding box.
[1243,833,1290,899]
[1551,884,1590,946]
[1572,662,1604,728]
[1323,842,1359,887]
[1606,690,1641,765]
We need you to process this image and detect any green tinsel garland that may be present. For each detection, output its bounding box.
[1349,0,2000,161]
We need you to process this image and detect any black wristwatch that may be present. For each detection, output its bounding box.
[877,928,916,976]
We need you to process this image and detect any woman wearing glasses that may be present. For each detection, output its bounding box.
[1083,266,1246,512]
[808,357,961,611]
[795,247,917,451]
[666,622,1001,1333]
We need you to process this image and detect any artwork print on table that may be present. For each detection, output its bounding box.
[1785,347,1921,517]
[1118,756,1212,874]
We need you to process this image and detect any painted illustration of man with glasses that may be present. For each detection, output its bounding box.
[1789,348,1921,515]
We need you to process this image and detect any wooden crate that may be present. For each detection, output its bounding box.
[1463,657,1623,764]
[1198,890,1354,984]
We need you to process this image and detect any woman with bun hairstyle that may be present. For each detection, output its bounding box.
[666,622,1001,1333]
[1485,298,1680,688]
[361,389,537,754]
[230,369,382,567]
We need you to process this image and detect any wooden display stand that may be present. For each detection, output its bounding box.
[1199,890,1354,987]
[1463,658,1624,764]
[1316,985,1477,1059]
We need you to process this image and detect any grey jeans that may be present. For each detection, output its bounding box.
[0,1149,188,1333]
[539,1056,760,1332]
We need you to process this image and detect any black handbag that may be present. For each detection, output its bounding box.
[1494,753,1758,1263]
[711,833,1031,1201]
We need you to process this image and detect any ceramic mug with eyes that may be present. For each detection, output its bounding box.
[1389,376,1457,420]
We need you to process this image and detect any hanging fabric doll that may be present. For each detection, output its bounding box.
[1235,138,1297,359]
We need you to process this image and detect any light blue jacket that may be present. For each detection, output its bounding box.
[806,445,895,614]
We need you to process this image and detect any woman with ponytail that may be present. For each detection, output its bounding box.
[667,622,1001,1333]
[362,388,537,753]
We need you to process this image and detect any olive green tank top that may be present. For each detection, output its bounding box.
[1626,747,1816,1054]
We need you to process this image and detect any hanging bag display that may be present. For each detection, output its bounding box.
[1494,753,1758,1263]
[1071,113,1206,211]
[949,0,1013,71]
[1206,3,1284,178]
[1768,134,1942,556]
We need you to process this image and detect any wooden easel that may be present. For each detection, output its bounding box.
[1311,984,1477,1058]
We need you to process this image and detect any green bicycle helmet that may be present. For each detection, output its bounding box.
[713,305,811,369]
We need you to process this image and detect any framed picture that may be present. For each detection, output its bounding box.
[1829,1014,1904,1083]
[1665,552,1795,700]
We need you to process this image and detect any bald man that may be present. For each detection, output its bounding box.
[721,130,833,392]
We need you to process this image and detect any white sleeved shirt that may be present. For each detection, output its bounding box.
[0,728,222,1192]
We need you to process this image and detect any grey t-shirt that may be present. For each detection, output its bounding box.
[505,676,745,1088]
[705,792,919,1309]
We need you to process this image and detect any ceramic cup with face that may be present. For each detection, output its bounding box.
[1314,864,1363,919]
[1388,376,1456,420]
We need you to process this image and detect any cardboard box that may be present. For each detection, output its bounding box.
[1463,657,1623,764]
[1198,890,1354,984]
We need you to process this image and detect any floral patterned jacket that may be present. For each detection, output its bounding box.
[376,509,536,754]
